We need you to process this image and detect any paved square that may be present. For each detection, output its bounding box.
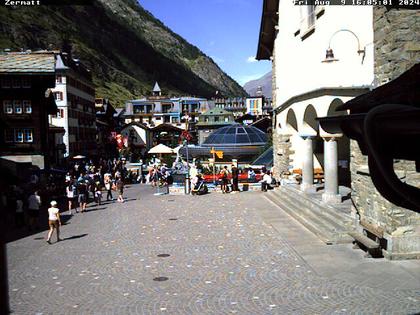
[7,185,420,314]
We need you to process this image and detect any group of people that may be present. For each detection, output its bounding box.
[65,163,127,214]
[147,165,173,188]
[217,165,277,193]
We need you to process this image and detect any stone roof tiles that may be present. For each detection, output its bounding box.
[0,52,56,73]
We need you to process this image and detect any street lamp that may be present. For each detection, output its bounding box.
[322,29,366,64]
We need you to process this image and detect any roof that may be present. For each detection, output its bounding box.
[121,121,149,131]
[153,82,161,92]
[55,54,69,70]
[338,63,420,113]
[202,124,267,147]
[252,146,273,167]
[256,0,279,60]
[235,113,257,123]
[0,52,56,73]
[201,108,232,116]
[150,123,183,133]
[114,108,125,117]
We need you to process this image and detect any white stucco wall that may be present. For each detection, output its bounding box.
[271,4,374,172]
[274,5,374,107]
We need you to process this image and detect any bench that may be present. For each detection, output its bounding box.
[348,231,381,258]
[292,168,324,183]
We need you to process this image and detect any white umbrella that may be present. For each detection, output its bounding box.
[148,144,174,154]
[73,155,86,159]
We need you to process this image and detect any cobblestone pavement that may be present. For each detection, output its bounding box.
[7,184,420,314]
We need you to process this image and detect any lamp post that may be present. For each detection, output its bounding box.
[322,29,366,64]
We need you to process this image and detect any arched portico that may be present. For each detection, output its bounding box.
[321,98,350,203]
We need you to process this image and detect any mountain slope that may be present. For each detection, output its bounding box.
[0,0,247,106]
[243,71,272,98]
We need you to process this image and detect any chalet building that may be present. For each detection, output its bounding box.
[257,1,419,259]
[95,98,117,158]
[124,82,210,131]
[120,122,152,158]
[246,86,273,117]
[196,108,235,144]
[0,51,58,175]
[50,52,97,158]
[119,122,183,159]
[213,97,247,118]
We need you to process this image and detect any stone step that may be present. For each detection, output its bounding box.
[265,193,334,244]
[269,191,352,238]
[279,185,353,224]
[266,192,354,244]
[274,189,353,231]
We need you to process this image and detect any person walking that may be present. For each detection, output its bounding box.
[116,176,125,203]
[231,164,239,192]
[66,181,77,215]
[15,196,24,228]
[220,166,229,194]
[27,191,41,230]
[46,200,61,244]
[105,175,113,201]
[94,183,102,206]
[77,179,88,213]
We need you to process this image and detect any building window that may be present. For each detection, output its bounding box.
[24,129,33,142]
[1,78,11,88]
[21,78,31,88]
[54,92,63,101]
[214,116,220,122]
[4,129,14,143]
[12,78,20,88]
[15,129,24,142]
[13,100,22,114]
[23,100,32,114]
[3,100,13,114]
[57,108,64,118]
[56,75,62,84]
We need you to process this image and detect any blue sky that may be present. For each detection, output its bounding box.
[138,0,272,86]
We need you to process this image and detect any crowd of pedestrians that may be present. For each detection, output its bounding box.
[0,157,132,239]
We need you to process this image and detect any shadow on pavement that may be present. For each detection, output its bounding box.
[85,207,106,212]
[62,234,88,241]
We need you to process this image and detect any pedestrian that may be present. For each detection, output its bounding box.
[94,184,102,206]
[105,175,113,201]
[220,166,229,193]
[15,196,24,228]
[231,164,239,192]
[66,181,77,215]
[261,170,273,192]
[27,190,41,230]
[46,200,61,244]
[77,179,88,213]
[116,176,124,203]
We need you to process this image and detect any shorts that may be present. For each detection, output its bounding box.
[78,194,87,203]
[28,210,39,218]
[222,178,229,185]
[49,220,59,228]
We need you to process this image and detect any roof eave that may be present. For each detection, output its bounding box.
[256,0,279,61]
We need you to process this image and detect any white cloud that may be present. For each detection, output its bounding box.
[246,56,257,63]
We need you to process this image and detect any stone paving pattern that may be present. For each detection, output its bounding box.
[7,185,420,314]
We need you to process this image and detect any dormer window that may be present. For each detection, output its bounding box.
[299,5,324,40]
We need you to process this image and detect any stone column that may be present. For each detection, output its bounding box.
[322,137,342,203]
[301,136,315,193]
